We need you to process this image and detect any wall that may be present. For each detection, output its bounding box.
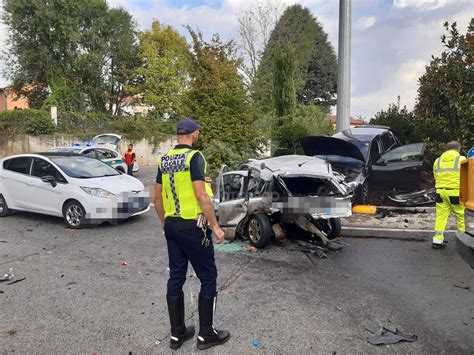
[0,134,178,166]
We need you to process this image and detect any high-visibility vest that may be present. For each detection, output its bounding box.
[160,148,212,219]
[433,150,466,191]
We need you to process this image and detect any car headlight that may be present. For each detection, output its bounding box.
[80,186,116,199]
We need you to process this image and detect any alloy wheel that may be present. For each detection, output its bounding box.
[248,219,262,244]
[66,204,83,227]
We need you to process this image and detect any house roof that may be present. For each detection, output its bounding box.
[326,115,365,125]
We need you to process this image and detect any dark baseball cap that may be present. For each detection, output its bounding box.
[177,117,202,135]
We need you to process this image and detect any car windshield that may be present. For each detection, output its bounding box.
[316,155,365,166]
[94,135,119,145]
[50,156,120,178]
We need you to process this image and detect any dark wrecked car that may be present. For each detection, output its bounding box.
[301,126,426,204]
[213,155,353,250]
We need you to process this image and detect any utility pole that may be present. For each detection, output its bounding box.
[336,0,351,132]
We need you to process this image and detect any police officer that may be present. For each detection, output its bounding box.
[432,141,466,249]
[154,117,230,350]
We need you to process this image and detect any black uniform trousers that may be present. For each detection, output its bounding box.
[164,217,217,298]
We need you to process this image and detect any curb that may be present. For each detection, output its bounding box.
[341,226,457,241]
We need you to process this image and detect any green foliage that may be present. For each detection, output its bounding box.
[254,4,337,112]
[2,0,139,113]
[129,20,190,117]
[183,27,261,175]
[273,44,297,117]
[370,97,421,145]
[26,113,56,135]
[414,19,474,162]
[272,104,333,156]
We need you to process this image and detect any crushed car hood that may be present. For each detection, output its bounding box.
[300,136,366,162]
[246,155,333,180]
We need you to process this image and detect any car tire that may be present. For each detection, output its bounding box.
[0,194,12,217]
[62,200,87,229]
[246,214,272,248]
[358,181,370,205]
[326,218,342,240]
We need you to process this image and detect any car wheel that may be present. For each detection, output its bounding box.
[325,218,342,240]
[246,214,272,248]
[358,181,370,205]
[63,200,86,229]
[0,194,12,217]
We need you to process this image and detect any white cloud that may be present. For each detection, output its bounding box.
[393,0,448,10]
[395,59,427,85]
[356,16,376,30]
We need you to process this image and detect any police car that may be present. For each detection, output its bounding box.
[49,146,128,174]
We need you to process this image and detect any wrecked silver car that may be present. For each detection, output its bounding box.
[214,155,353,249]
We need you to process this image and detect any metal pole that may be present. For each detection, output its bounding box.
[336,0,351,132]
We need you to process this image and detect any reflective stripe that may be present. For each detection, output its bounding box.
[433,156,461,173]
[434,167,461,172]
[454,155,460,169]
[171,336,179,341]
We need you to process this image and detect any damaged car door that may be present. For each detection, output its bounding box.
[216,169,249,239]
[370,143,426,190]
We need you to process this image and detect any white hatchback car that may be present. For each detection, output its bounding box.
[0,153,150,228]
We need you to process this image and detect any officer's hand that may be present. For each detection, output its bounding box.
[212,226,225,244]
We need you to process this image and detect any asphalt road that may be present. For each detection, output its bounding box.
[1,167,473,354]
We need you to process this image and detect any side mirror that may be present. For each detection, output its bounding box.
[260,162,266,170]
[41,175,57,187]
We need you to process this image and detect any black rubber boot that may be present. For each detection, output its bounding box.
[197,293,230,350]
[167,293,195,350]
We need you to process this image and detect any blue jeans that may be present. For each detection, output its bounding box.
[164,217,217,297]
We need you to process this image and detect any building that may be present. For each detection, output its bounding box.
[326,115,366,130]
[0,86,29,111]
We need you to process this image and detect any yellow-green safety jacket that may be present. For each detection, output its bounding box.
[433,150,466,193]
[160,147,212,220]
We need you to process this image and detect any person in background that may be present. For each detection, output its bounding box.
[432,141,466,249]
[124,144,136,176]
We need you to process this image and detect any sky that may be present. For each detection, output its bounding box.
[0,0,472,118]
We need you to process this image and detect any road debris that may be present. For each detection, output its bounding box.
[367,327,417,345]
[1,268,14,282]
[7,278,26,286]
[244,245,257,252]
[453,284,470,290]
[252,339,261,347]
[219,283,229,291]
[121,261,128,266]
[388,187,435,206]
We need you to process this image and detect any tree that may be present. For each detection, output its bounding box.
[2,0,139,113]
[272,104,333,156]
[414,19,474,161]
[128,20,190,118]
[237,0,284,88]
[273,44,297,118]
[370,97,421,145]
[184,27,261,174]
[254,4,337,112]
